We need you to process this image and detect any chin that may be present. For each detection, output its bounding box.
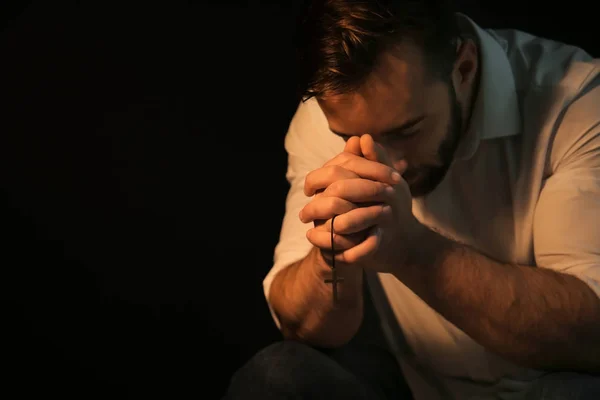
[408,182,436,198]
[405,167,450,198]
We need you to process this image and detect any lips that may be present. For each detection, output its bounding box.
[402,168,423,185]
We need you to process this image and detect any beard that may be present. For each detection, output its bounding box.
[403,84,464,198]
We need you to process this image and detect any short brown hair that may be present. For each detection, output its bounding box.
[294,0,460,101]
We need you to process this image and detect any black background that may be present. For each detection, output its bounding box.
[2,1,597,399]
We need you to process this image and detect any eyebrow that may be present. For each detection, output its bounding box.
[330,115,426,139]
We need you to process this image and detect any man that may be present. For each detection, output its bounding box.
[224,0,600,399]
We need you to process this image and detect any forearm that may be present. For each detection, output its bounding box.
[269,246,364,348]
[397,227,600,372]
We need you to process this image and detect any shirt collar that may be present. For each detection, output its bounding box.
[454,13,522,161]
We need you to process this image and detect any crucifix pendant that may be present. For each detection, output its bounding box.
[324,215,344,304]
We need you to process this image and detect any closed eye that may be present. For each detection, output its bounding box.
[390,130,420,140]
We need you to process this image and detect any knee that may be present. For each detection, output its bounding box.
[223,340,363,399]
[528,372,600,400]
[227,340,324,388]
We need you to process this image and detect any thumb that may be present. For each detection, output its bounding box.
[344,136,363,157]
[360,134,408,174]
[360,134,392,165]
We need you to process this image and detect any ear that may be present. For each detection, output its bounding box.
[451,38,478,101]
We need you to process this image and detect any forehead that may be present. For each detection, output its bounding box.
[318,41,430,135]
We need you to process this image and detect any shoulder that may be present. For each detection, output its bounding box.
[550,75,600,172]
[489,28,597,91]
[285,98,344,160]
[491,29,600,172]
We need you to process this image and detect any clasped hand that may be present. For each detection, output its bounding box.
[299,135,423,273]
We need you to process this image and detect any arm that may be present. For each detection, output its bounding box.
[396,85,600,372]
[265,100,370,348]
[267,101,405,347]
[396,227,600,372]
[269,247,364,347]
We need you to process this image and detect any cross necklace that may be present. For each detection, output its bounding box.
[324,215,344,304]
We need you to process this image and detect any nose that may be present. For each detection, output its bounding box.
[385,148,405,169]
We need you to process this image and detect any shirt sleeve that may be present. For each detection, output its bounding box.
[263,98,344,329]
[533,80,600,299]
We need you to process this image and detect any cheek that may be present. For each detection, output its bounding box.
[388,139,432,164]
[382,143,408,163]
[415,123,448,162]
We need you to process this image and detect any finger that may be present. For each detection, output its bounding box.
[361,134,409,175]
[344,135,363,156]
[361,134,392,165]
[321,153,401,186]
[311,204,391,234]
[335,226,382,264]
[323,151,356,167]
[396,159,409,175]
[304,165,359,197]
[306,229,367,251]
[337,204,391,234]
[311,201,381,229]
[324,178,394,204]
[299,196,357,224]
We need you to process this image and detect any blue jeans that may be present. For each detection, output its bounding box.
[223,280,413,400]
[524,372,600,400]
[224,279,600,400]
[222,339,413,400]
[222,341,600,400]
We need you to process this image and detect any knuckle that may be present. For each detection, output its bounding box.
[337,152,351,163]
[343,200,357,214]
[304,171,315,194]
[326,179,344,197]
[336,234,351,249]
[369,182,385,197]
[375,205,388,221]
[339,216,357,234]
[338,155,357,170]
[379,183,391,196]
[326,165,341,180]
[342,156,365,175]
[327,152,348,167]
[326,196,339,213]
[312,192,323,204]
[334,216,347,233]
[384,166,396,179]
[379,203,389,215]
[338,156,351,168]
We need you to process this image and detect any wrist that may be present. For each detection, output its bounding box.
[393,221,452,286]
[310,247,364,305]
[311,247,362,279]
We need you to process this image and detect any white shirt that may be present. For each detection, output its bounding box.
[263,13,600,400]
